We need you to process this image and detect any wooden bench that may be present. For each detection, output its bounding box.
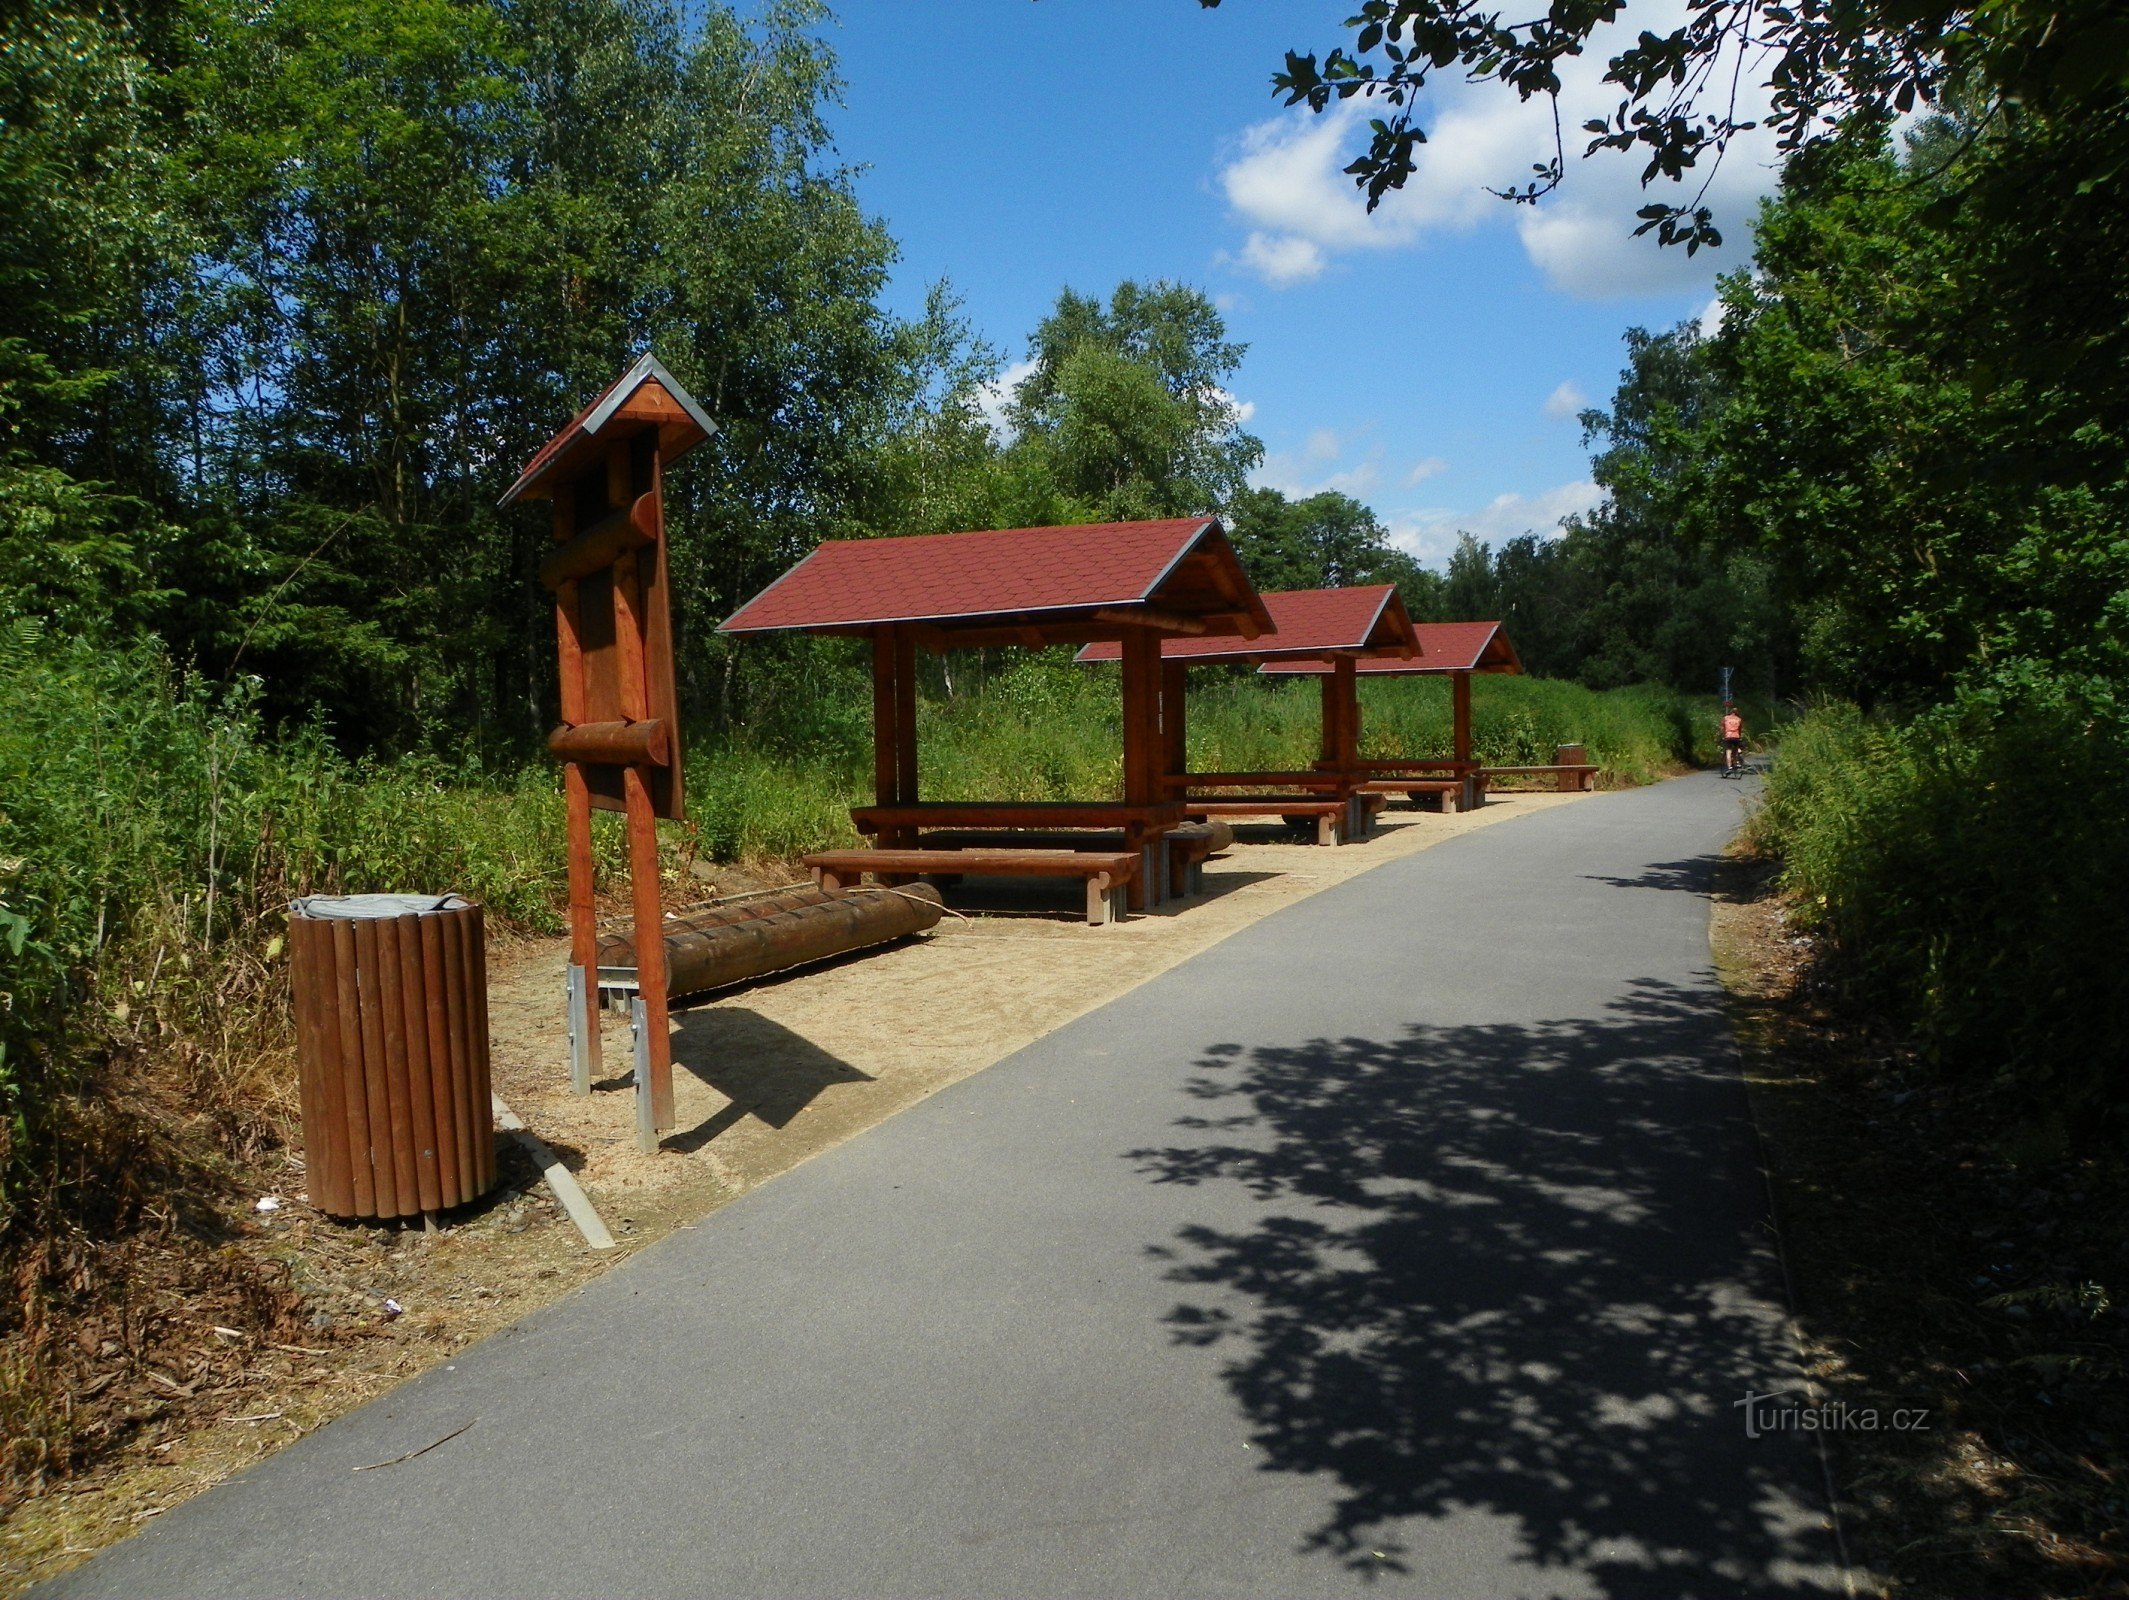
[913,822,1231,896]
[850,801,1181,908]
[1344,758,1481,814]
[1483,744,1599,793]
[805,847,1139,926]
[1358,776,1470,813]
[1183,796,1347,846]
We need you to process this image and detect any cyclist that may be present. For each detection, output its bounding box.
[1720,703,1745,776]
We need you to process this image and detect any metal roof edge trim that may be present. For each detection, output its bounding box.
[498,353,718,507]
[1135,516,1219,603]
[585,353,718,449]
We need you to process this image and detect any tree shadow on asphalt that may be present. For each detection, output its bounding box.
[1130,978,1841,1596]
[1581,857,1718,894]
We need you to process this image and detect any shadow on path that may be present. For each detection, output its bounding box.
[1581,856,1719,895]
[1131,977,1837,1596]
[665,1008,873,1152]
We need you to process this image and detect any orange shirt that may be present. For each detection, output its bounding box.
[1721,713,1743,740]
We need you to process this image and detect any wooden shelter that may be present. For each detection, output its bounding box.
[502,354,716,1149]
[1076,585,1421,843]
[1262,620,1523,812]
[720,518,1270,914]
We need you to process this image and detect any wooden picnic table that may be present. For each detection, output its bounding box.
[850,800,1187,906]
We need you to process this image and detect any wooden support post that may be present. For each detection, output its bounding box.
[553,497,600,1088]
[895,626,919,809]
[1452,669,1475,811]
[1332,657,1359,769]
[621,765,672,1140]
[1161,661,1187,786]
[1332,657,1360,841]
[608,444,672,1143]
[1340,674,1353,766]
[1119,628,1162,909]
[871,627,904,845]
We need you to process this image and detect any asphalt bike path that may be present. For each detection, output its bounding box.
[42,772,1842,1598]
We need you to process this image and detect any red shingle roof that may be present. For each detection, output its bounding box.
[1261,620,1523,676]
[719,519,1268,636]
[1073,584,1415,664]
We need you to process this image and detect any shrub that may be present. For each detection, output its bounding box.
[1748,686,2129,1149]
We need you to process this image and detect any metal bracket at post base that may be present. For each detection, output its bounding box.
[595,966,640,1010]
[565,963,592,1096]
[630,996,658,1152]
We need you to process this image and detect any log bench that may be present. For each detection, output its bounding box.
[1182,796,1347,846]
[850,801,1181,908]
[805,847,1139,926]
[1483,744,1599,793]
[912,822,1232,896]
[1359,776,1471,813]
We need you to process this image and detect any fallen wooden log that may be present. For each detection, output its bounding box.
[596,882,943,1002]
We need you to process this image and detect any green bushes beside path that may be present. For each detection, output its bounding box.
[1747,690,2129,1150]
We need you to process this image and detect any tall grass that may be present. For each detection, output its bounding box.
[1746,688,2129,1151]
[0,624,594,1226]
[681,650,1707,850]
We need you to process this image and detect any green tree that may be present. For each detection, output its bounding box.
[0,8,184,632]
[1559,322,1788,694]
[1007,281,1262,519]
[1225,485,1438,615]
[1695,114,2129,704]
[0,0,935,752]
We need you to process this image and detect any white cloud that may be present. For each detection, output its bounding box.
[1543,381,1588,421]
[1253,448,1382,501]
[1389,478,1602,562]
[1696,295,1728,336]
[1303,427,1341,462]
[1237,231,1327,287]
[1404,456,1449,487]
[976,358,1037,441]
[1215,0,1785,298]
[1210,385,1257,426]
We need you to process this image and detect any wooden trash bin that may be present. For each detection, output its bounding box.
[287,894,497,1221]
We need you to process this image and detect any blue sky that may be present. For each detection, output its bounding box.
[799,1,1782,567]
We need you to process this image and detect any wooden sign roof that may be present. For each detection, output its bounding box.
[499,353,716,506]
[1260,619,1524,676]
[1072,584,1418,665]
[718,518,1273,645]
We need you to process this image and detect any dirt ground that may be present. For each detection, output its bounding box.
[1,790,1585,1593]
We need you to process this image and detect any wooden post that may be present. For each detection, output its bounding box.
[553,497,599,1090]
[1332,657,1359,769]
[1119,628,1161,908]
[1318,672,1340,766]
[1452,669,1474,811]
[894,626,919,808]
[621,764,671,1142]
[608,443,672,1145]
[1120,629,1159,806]
[517,359,708,1133]
[1332,656,1360,841]
[871,627,903,845]
[1160,661,1187,785]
